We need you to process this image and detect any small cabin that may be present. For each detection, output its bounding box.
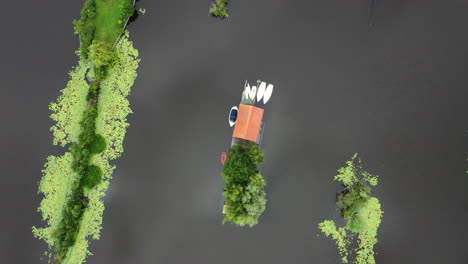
[232,104,264,143]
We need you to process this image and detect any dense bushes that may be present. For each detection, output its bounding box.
[119,0,135,18]
[209,0,229,19]
[73,0,97,58]
[88,41,117,67]
[222,144,267,227]
[318,154,383,264]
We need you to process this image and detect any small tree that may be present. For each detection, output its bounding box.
[88,41,117,67]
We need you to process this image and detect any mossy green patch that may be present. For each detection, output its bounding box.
[33,153,77,246]
[318,154,383,264]
[318,220,351,263]
[96,31,139,160]
[94,0,134,45]
[49,60,91,147]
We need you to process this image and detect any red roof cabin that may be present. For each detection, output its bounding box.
[232,104,264,142]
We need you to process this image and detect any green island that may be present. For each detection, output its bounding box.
[209,0,229,19]
[318,154,383,264]
[222,144,267,227]
[33,0,140,263]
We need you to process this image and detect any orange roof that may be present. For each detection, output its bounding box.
[233,104,264,142]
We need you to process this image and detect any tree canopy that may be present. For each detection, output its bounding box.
[222,144,267,227]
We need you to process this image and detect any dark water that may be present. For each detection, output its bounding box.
[1,0,468,263]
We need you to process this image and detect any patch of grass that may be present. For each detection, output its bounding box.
[74,0,135,57]
[94,0,134,44]
[209,0,229,19]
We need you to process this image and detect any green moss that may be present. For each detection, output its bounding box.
[94,0,134,44]
[318,154,383,264]
[318,220,350,263]
[95,32,140,160]
[49,60,91,146]
[222,144,267,227]
[209,0,229,19]
[33,153,77,245]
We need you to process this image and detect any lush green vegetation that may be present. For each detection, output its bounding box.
[209,0,229,19]
[222,144,267,227]
[318,154,383,264]
[33,0,139,263]
[34,32,139,264]
[73,0,134,57]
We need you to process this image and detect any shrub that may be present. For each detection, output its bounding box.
[93,65,109,81]
[209,0,229,19]
[74,0,97,58]
[246,144,264,165]
[80,0,96,18]
[88,41,117,67]
[222,145,257,184]
[89,134,107,154]
[119,0,135,18]
[82,165,103,189]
